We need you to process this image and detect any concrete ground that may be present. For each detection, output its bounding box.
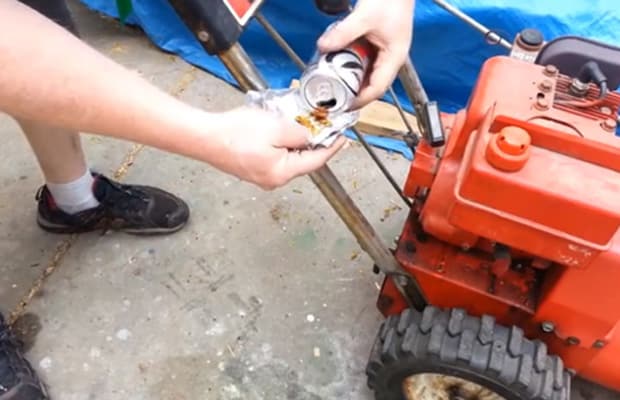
[0,1,617,399]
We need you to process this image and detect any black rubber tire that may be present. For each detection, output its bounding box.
[366,306,571,400]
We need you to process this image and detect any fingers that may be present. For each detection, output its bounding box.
[317,13,367,53]
[279,135,347,180]
[352,51,402,109]
[256,137,347,191]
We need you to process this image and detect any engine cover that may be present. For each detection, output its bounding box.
[391,54,620,393]
[411,56,620,269]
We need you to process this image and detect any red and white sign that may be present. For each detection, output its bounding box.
[223,0,264,26]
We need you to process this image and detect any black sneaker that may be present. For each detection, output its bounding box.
[0,313,48,400]
[36,173,190,235]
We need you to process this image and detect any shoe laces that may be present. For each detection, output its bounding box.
[101,179,150,216]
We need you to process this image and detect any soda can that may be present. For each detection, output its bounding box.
[300,23,373,114]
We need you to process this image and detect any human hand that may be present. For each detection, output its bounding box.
[317,0,415,109]
[212,107,347,190]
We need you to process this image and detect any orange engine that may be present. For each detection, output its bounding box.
[380,55,620,391]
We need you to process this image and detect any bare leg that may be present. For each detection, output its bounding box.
[17,119,87,183]
[17,119,100,215]
[0,0,189,234]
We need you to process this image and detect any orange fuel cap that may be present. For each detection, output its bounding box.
[486,126,531,171]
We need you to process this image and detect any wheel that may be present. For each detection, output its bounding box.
[366,306,571,400]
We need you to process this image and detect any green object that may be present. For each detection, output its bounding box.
[116,0,133,23]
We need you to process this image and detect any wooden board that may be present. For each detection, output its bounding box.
[356,100,418,139]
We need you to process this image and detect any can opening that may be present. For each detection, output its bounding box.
[317,98,338,108]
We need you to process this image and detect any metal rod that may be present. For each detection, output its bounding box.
[432,0,512,50]
[255,13,306,71]
[388,86,417,137]
[398,59,429,106]
[307,167,425,308]
[219,44,269,93]
[397,59,430,135]
[218,42,426,310]
[349,126,413,207]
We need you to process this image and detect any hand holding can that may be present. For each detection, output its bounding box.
[317,0,416,108]
[300,22,375,114]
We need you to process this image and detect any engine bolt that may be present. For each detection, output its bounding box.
[197,30,210,42]
[541,321,555,333]
[599,106,612,115]
[539,80,553,92]
[593,340,606,349]
[601,118,617,132]
[567,337,581,346]
[535,96,549,111]
[543,65,558,76]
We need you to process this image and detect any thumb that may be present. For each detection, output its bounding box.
[317,15,367,53]
[352,51,399,109]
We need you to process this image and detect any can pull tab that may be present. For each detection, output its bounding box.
[314,0,351,15]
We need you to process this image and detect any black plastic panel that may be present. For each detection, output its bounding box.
[167,0,264,54]
[535,36,620,90]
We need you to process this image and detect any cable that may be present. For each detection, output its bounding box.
[349,126,413,207]
[255,13,306,71]
[556,61,609,108]
[388,86,418,138]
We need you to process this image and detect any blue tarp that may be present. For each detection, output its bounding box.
[78,0,620,159]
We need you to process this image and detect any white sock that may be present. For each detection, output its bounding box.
[46,170,100,214]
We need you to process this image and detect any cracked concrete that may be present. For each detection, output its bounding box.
[0,1,617,399]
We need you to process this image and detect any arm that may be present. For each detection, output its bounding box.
[0,1,344,189]
[318,0,416,108]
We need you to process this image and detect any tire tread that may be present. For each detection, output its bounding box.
[366,307,571,400]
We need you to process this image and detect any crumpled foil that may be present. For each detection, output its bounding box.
[246,88,359,148]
